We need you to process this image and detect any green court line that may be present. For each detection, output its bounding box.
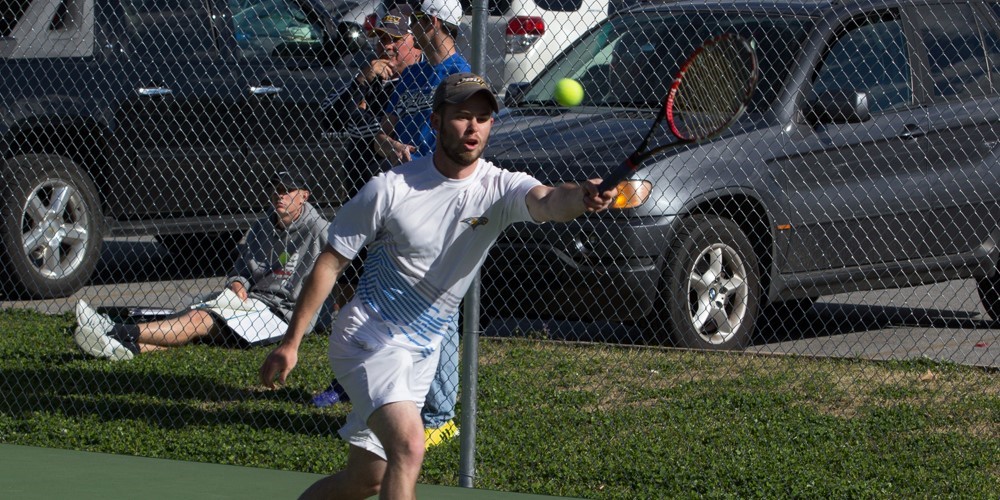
[0,444,564,499]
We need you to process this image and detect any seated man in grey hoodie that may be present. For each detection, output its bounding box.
[73,170,330,361]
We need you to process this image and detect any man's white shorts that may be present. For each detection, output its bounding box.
[329,336,440,460]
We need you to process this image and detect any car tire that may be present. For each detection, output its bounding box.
[977,272,1000,321]
[655,215,760,350]
[0,154,105,299]
[157,232,241,269]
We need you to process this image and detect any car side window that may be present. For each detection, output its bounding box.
[122,0,217,60]
[230,0,323,59]
[918,2,990,99]
[2,0,33,38]
[812,12,911,114]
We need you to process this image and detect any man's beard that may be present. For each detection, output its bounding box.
[439,127,485,166]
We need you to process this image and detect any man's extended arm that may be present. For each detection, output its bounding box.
[526,179,616,223]
[258,247,351,388]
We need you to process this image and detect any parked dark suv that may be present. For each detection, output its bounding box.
[1,0,367,298]
[484,0,1000,349]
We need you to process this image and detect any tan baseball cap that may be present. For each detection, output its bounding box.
[432,72,499,113]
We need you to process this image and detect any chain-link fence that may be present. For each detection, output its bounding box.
[1,0,998,497]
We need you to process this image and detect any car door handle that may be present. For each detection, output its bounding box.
[136,86,173,97]
[250,85,283,95]
[899,123,925,140]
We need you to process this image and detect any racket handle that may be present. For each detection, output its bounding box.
[598,158,637,192]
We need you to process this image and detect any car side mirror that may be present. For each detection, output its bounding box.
[807,90,871,125]
[504,82,530,108]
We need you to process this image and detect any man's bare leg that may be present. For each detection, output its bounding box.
[299,445,386,500]
[368,401,425,500]
[297,402,423,499]
[300,401,426,499]
[135,310,221,347]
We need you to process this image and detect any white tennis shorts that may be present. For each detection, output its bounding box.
[329,334,440,460]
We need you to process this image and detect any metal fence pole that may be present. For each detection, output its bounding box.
[459,273,481,488]
[469,0,488,75]
[459,1,488,488]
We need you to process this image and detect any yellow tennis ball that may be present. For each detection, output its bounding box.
[554,78,584,107]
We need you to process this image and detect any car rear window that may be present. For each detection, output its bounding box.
[919,2,990,99]
[2,0,33,37]
[533,0,583,13]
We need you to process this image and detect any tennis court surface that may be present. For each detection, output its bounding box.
[0,444,569,499]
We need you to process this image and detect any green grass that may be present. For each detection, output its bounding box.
[0,308,997,498]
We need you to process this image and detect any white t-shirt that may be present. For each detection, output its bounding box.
[328,156,542,356]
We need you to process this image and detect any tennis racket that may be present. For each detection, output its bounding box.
[597,33,759,192]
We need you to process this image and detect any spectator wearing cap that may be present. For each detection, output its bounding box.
[73,170,331,360]
[313,3,425,414]
[372,0,471,166]
[259,72,616,500]
[322,4,424,197]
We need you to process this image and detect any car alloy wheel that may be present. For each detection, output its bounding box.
[1,155,105,299]
[659,215,760,350]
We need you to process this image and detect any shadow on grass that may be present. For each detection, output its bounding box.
[483,300,997,350]
[0,360,346,438]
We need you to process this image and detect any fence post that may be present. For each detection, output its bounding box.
[459,273,481,488]
[460,0,487,488]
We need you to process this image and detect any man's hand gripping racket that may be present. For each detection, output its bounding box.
[597,33,759,192]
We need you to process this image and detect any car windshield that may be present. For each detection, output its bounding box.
[521,10,814,113]
[314,0,372,18]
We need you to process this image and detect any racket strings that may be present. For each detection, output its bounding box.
[671,38,755,140]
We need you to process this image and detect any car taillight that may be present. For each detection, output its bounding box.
[364,13,378,35]
[505,16,544,54]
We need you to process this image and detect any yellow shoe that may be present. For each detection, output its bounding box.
[424,420,459,449]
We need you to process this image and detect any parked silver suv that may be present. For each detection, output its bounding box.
[483,0,1000,349]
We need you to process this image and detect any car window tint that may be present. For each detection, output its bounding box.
[123,0,217,60]
[533,0,584,13]
[230,0,324,59]
[812,13,911,113]
[983,5,1000,93]
[918,3,989,99]
[2,0,33,37]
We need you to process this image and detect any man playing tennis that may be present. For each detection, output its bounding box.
[259,72,616,500]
